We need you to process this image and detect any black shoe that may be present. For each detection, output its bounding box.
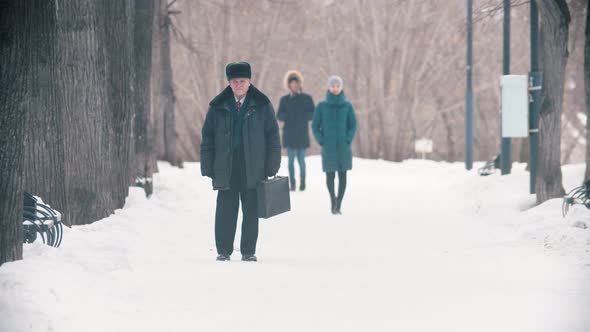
[290,180,296,191]
[216,254,231,261]
[299,176,306,191]
[241,254,257,262]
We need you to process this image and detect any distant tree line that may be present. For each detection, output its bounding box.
[169,0,585,165]
[168,0,587,204]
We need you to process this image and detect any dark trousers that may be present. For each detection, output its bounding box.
[287,148,306,182]
[215,147,259,256]
[326,171,347,200]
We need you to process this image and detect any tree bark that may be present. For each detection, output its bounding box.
[0,1,28,266]
[56,0,113,225]
[536,0,570,204]
[518,138,529,164]
[441,111,456,161]
[23,0,67,223]
[56,1,137,225]
[151,0,164,167]
[2,0,148,245]
[101,0,136,207]
[584,0,590,180]
[160,2,179,166]
[133,0,157,195]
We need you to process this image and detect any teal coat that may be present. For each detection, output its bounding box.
[312,91,357,172]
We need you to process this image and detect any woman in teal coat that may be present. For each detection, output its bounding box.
[312,75,357,214]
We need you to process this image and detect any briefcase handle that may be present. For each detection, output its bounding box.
[260,175,276,184]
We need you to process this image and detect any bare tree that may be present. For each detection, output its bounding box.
[150,0,165,164]
[585,2,590,179]
[535,0,570,203]
[103,0,137,206]
[19,0,139,226]
[23,0,67,225]
[0,0,27,266]
[1,0,161,264]
[558,0,586,165]
[50,1,131,225]
[155,0,180,166]
[133,0,157,195]
[165,0,585,168]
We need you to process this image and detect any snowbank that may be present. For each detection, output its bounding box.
[0,157,588,332]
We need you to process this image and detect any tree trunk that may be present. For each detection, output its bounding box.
[133,0,156,196]
[101,0,135,207]
[2,1,145,238]
[23,0,67,223]
[518,138,529,164]
[0,1,28,265]
[160,3,179,166]
[441,112,456,161]
[536,0,570,204]
[56,1,136,225]
[584,0,590,180]
[56,0,113,225]
[150,0,163,169]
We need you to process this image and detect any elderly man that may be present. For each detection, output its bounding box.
[200,62,281,262]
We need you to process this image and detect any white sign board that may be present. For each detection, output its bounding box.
[501,75,529,138]
[415,138,433,158]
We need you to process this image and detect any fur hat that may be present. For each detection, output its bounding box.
[284,70,304,90]
[226,62,251,80]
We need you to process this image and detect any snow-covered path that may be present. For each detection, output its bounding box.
[1,157,589,332]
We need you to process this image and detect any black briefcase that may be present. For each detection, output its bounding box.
[257,176,291,219]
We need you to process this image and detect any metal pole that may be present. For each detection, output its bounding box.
[501,0,512,175]
[465,0,474,170]
[529,0,542,193]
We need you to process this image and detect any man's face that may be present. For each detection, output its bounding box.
[229,78,251,97]
[329,84,342,95]
[288,80,300,93]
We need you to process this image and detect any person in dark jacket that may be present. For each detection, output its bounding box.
[200,62,281,262]
[312,75,357,215]
[277,70,315,191]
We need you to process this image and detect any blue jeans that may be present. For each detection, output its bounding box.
[287,148,306,182]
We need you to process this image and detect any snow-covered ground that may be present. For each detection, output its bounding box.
[1,157,589,332]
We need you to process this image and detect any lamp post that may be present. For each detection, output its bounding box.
[529,0,542,193]
[501,0,512,175]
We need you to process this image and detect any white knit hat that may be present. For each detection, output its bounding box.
[327,75,343,87]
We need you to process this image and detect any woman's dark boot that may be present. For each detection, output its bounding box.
[299,176,306,191]
[330,195,337,214]
[335,196,343,214]
[290,178,296,191]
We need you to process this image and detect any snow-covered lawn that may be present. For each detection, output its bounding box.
[1,157,589,332]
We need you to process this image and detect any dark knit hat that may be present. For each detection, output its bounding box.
[226,62,251,80]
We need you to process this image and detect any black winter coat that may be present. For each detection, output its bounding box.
[277,93,314,149]
[200,85,281,190]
